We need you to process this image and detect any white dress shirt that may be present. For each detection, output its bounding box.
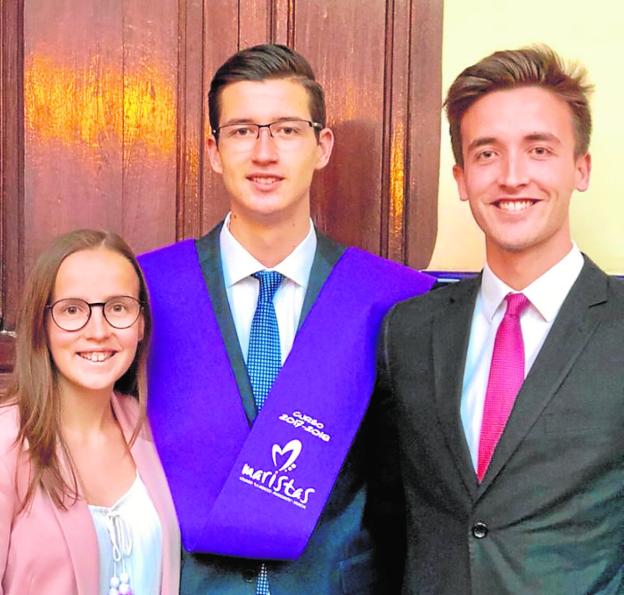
[461,246,584,470]
[219,212,317,364]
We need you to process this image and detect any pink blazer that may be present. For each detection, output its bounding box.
[0,394,180,595]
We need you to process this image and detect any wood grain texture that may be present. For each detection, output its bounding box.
[382,0,411,262]
[121,0,178,252]
[23,0,179,258]
[295,0,387,254]
[1,0,24,334]
[199,0,238,231]
[0,334,15,373]
[405,0,442,269]
[271,0,293,45]
[23,0,124,264]
[0,328,16,394]
[0,0,24,374]
[177,0,206,240]
[239,0,270,48]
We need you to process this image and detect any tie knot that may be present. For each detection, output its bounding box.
[504,292,530,318]
[253,271,283,302]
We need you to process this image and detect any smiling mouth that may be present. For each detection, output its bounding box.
[247,175,283,185]
[494,199,538,212]
[78,351,115,363]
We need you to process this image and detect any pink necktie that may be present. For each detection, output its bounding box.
[477,293,530,482]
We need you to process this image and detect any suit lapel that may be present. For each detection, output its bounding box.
[432,278,480,498]
[477,258,608,493]
[196,224,256,422]
[49,461,100,594]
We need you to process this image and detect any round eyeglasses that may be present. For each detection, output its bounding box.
[213,119,322,150]
[46,296,144,332]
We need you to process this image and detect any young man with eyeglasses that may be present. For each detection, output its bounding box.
[138,44,434,594]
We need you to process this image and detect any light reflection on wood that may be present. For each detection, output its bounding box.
[390,122,405,253]
[24,52,176,159]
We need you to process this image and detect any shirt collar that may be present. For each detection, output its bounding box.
[480,244,584,322]
[219,212,317,288]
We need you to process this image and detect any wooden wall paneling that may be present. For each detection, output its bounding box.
[382,0,411,263]
[295,0,388,255]
[405,0,442,269]
[177,0,206,240]
[236,0,291,46]
[121,0,178,253]
[0,0,24,388]
[23,0,124,269]
[0,335,15,392]
[239,0,271,48]
[1,0,24,332]
[200,0,239,232]
[271,0,293,46]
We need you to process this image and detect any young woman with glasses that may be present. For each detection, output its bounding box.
[0,229,180,594]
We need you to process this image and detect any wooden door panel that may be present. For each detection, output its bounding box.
[177,0,209,239]
[199,0,239,232]
[295,1,388,254]
[23,0,179,260]
[0,0,24,388]
[1,0,23,327]
[120,0,178,252]
[24,0,125,267]
[405,0,443,269]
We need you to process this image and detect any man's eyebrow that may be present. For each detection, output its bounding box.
[218,118,257,127]
[466,132,562,152]
[524,132,561,144]
[466,137,497,152]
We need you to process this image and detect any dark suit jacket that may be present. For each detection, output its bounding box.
[377,257,624,595]
[181,224,405,595]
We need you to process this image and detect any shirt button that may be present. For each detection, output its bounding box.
[242,568,256,582]
[471,522,488,539]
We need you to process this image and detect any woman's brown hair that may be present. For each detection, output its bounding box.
[1,229,152,510]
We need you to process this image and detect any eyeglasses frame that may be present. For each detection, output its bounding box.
[45,295,145,332]
[212,118,323,142]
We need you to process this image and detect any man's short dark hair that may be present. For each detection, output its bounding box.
[444,45,593,166]
[209,43,326,137]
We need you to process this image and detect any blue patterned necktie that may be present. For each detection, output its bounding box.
[247,270,284,595]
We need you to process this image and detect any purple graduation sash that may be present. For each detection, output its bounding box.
[139,240,434,560]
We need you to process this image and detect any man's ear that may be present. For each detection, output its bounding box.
[574,152,591,192]
[314,128,335,171]
[453,163,469,201]
[207,136,224,174]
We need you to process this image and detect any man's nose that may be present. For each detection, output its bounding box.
[251,127,279,162]
[498,152,529,189]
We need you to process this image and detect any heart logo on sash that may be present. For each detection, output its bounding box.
[272,439,302,472]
